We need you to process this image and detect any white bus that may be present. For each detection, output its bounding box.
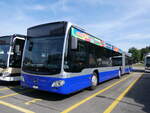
[145,54,150,72]
[0,34,25,81]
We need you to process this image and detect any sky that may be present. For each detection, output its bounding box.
[0,0,150,51]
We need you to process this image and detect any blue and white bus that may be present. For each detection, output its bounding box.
[21,21,132,94]
[112,53,132,75]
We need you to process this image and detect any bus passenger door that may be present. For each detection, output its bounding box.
[9,38,25,68]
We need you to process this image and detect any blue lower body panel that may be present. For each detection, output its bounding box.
[125,67,132,73]
[130,67,133,71]
[21,74,92,94]
[99,69,119,82]
[21,69,119,94]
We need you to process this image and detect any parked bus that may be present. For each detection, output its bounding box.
[0,34,25,81]
[145,54,150,72]
[21,21,131,94]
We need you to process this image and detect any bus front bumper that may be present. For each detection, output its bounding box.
[21,73,92,95]
[145,69,150,72]
[0,76,21,81]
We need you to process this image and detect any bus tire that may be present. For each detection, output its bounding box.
[128,69,131,74]
[118,70,121,79]
[89,72,98,90]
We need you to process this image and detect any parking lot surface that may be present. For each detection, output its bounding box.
[0,68,149,113]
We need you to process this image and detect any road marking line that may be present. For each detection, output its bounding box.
[61,74,135,113]
[0,89,33,99]
[0,87,10,91]
[103,74,143,113]
[0,86,20,91]
[25,99,42,105]
[0,100,35,113]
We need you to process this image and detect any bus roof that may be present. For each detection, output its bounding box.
[27,21,124,54]
[0,34,26,38]
[146,54,150,57]
[28,21,67,30]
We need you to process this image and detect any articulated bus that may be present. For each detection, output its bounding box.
[0,34,25,81]
[112,53,132,75]
[145,54,150,72]
[21,21,132,94]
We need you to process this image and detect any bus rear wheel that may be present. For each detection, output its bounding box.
[128,69,131,74]
[89,72,98,90]
[118,70,121,79]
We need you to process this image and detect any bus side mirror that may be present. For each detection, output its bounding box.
[71,36,78,50]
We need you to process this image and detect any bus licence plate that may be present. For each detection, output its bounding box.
[33,86,38,89]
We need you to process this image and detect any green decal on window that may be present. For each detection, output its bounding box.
[71,27,123,53]
[71,27,105,47]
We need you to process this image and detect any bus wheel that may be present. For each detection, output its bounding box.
[128,69,131,74]
[89,72,98,90]
[118,70,121,79]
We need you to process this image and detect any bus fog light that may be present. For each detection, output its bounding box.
[2,72,10,77]
[51,80,65,87]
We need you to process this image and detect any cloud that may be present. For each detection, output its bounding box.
[0,0,76,36]
[111,32,150,51]
[117,33,150,41]
[79,0,150,51]
[0,0,150,51]
[25,0,71,15]
[48,0,70,14]
[113,41,148,52]
[28,4,46,11]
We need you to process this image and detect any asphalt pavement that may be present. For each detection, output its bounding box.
[0,67,149,113]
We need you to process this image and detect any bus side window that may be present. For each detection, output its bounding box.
[87,43,98,68]
[66,39,88,72]
[125,57,129,65]
[95,46,113,67]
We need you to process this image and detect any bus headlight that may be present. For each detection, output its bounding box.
[145,67,147,69]
[51,80,65,87]
[21,76,25,82]
[2,72,10,77]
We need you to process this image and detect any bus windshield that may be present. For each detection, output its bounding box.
[0,37,10,68]
[22,36,64,75]
[112,57,122,66]
[146,57,150,66]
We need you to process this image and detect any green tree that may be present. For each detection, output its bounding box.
[140,46,150,60]
[128,47,140,63]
